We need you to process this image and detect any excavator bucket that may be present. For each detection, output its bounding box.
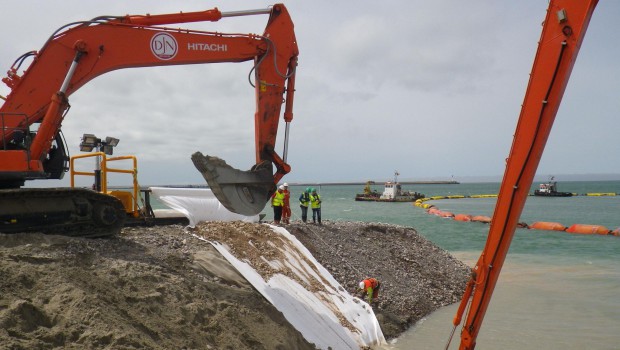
[191,152,275,216]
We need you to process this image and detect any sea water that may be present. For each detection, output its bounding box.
[268,182,620,350]
[151,181,620,349]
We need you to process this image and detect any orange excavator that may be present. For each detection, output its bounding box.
[0,4,298,237]
[449,1,598,349]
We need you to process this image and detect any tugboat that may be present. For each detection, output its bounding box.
[355,172,425,202]
[534,176,573,197]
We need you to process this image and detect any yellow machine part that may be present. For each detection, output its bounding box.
[109,190,134,215]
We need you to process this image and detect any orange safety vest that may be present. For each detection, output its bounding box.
[361,277,380,304]
[362,278,379,289]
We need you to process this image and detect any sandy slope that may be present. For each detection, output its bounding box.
[0,221,469,349]
[0,226,313,350]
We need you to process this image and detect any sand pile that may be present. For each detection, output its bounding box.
[0,225,313,350]
[0,221,469,349]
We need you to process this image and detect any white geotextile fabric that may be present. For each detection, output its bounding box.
[149,187,259,226]
[194,225,386,349]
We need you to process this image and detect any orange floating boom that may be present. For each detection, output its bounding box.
[529,221,567,231]
[427,208,441,216]
[471,215,491,224]
[455,214,473,222]
[566,224,610,235]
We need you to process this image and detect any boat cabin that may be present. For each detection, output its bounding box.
[537,182,556,194]
[381,182,402,199]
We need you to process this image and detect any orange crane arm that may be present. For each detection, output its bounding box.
[0,4,297,188]
[452,1,598,349]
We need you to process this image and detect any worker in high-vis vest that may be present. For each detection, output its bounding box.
[299,187,311,223]
[309,188,321,224]
[271,185,285,225]
[358,277,381,304]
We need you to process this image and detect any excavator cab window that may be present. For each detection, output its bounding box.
[0,112,30,150]
[43,131,70,180]
[11,130,25,147]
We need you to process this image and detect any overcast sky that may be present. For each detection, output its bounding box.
[1,1,618,186]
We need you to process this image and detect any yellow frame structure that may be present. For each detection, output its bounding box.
[70,152,140,217]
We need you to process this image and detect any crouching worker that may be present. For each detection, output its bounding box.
[358,277,381,304]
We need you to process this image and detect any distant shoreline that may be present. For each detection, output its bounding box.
[289,181,460,186]
[135,181,460,189]
[134,177,620,189]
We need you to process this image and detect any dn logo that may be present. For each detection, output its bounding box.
[151,33,178,60]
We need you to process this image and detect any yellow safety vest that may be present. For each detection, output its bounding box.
[310,194,321,208]
[272,191,285,206]
[299,192,310,207]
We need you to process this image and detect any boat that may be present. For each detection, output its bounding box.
[355,181,381,200]
[534,177,573,197]
[355,172,425,202]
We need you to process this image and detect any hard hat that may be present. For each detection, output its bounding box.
[305,187,311,192]
[278,185,285,190]
[283,183,289,187]
[358,281,365,289]
[310,187,316,192]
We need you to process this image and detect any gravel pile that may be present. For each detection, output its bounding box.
[285,221,471,339]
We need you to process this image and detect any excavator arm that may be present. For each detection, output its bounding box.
[450,1,598,349]
[0,4,298,215]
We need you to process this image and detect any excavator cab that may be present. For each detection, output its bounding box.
[42,132,70,180]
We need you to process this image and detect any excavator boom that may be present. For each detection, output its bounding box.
[0,4,298,235]
[452,1,598,349]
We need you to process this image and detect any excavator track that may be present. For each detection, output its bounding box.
[0,188,125,238]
